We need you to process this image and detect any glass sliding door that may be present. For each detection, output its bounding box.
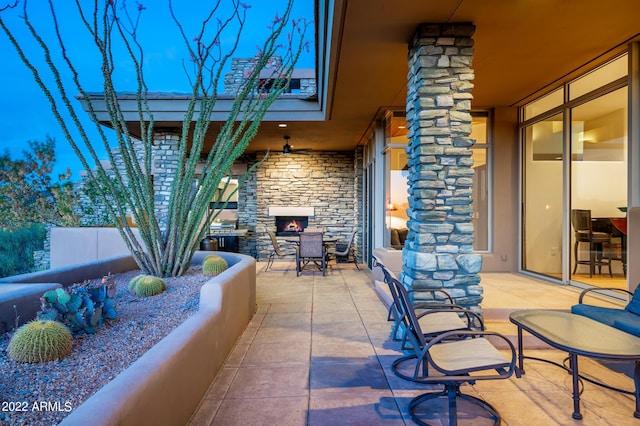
[471,112,490,251]
[522,114,564,278]
[383,112,409,250]
[570,87,628,287]
[521,53,629,286]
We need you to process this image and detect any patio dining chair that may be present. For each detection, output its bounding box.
[326,229,360,270]
[266,230,295,271]
[296,232,326,276]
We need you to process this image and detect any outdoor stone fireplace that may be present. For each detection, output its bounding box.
[269,206,314,236]
[275,216,308,236]
[235,151,362,260]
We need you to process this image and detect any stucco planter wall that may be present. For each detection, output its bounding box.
[58,251,255,426]
[1,251,255,424]
[0,254,138,331]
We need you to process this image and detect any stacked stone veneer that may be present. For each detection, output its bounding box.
[64,134,363,264]
[152,132,181,230]
[236,151,361,261]
[72,134,178,231]
[32,226,51,271]
[224,56,316,97]
[403,23,483,311]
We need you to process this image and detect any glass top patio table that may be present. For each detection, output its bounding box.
[510,309,640,357]
[509,309,640,420]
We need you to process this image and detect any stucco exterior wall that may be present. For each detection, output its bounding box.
[49,227,143,269]
[480,107,519,272]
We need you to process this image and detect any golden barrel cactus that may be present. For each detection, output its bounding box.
[8,320,73,363]
[202,254,228,276]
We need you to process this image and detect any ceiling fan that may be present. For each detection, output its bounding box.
[282,135,311,155]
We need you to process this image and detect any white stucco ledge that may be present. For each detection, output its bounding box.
[59,251,257,426]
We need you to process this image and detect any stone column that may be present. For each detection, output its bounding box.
[152,131,180,234]
[403,23,483,311]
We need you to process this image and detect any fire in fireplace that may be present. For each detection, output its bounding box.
[275,216,309,236]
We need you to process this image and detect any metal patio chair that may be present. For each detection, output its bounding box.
[296,232,326,276]
[373,258,485,380]
[374,258,472,341]
[407,329,516,426]
[327,229,360,270]
[266,230,295,271]
[373,259,516,425]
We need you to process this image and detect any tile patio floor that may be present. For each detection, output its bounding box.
[188,262,638,425]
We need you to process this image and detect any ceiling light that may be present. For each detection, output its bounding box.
[283,135,292,155]
[278,123,288,128]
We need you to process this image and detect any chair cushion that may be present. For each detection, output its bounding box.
[613,318,640,337]
[429,338,510,375]
[625,286,640,316]
[571,304,624,328]
[417,312,467,336]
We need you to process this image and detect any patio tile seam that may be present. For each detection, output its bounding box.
[197,367,241,418]
[235,361,311,368]
[341,272,408,423]
[218,393,312,401]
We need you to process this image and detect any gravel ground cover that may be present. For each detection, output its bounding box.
[0,266,208,425]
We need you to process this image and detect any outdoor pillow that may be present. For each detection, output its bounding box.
[624,285,640,316]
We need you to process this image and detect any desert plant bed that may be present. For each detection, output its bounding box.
[0,267,209,425]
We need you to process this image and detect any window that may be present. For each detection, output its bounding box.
[258,78,301,94]
[524,88,563,121]
[383,112,409,249]
[382,110,491,251]
[471,112,490,251]
[521,53,628,284]
[569,55,627,100]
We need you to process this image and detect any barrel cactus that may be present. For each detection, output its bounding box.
[128,274,146,293]
[8,320,72,363]
[202,254,228,276]
[130,275,166,297]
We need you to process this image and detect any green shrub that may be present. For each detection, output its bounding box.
[0,224,46,278]
[8,320,72,363]
[202,254,228,276]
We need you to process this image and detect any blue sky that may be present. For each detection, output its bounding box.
[0,0,314,180]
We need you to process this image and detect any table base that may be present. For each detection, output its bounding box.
[516,327,640,420]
